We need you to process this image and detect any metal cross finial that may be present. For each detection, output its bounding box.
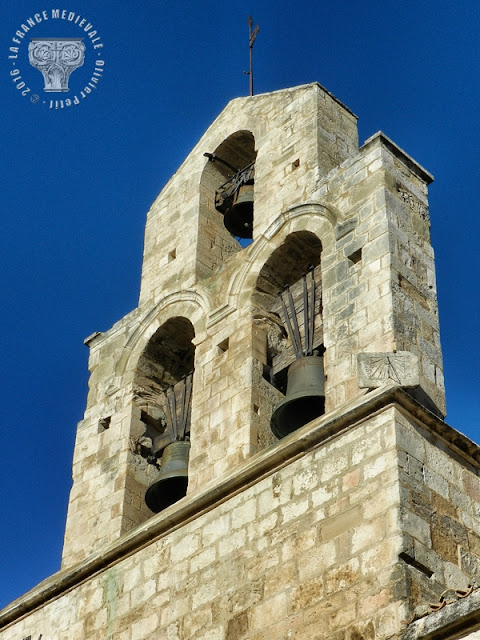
[247,16,259,96]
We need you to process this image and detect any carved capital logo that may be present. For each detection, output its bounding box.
[7,10,105,110]
[28,38,85,92]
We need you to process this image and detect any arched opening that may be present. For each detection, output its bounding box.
[255,231,323,312]
[210,131,256,241]
[133,316,195,454]
[198,131,256,279]
[129,317,196,516]
[135,317,195,398]
[252,231,324,439]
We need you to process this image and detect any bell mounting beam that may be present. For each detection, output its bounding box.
[203,152,239,175]
[154,373,193,456]
[278,268,317,359]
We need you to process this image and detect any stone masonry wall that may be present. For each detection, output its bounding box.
[396,411,480,607]
[63,84,445,568]
[188,305,280,494]
[2,407,406,640]
[7,403,480,640]
[139,83,358,305]
[63,150,443,566]
[62,297,208,565]
[4,82,472,640]
[310,132,444,415]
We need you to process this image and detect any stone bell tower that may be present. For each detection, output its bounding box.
[3,83,480,640]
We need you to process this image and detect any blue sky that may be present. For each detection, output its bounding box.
[1,0,479,609]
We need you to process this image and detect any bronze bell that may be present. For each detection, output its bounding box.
[270,355,326,439]
[145,440,190,513]
[223,184,254,239]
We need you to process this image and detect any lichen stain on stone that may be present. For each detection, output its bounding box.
[102,568,119,639]
[348,620,375,640]
[226,611,249,640]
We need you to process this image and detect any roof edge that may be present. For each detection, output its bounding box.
[402,588,480,640]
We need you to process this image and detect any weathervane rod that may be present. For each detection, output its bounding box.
[248,16,259,96]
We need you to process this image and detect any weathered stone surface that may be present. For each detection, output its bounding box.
[357,351,419,388]
[2,83,469,640]
[3,398,480,640]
